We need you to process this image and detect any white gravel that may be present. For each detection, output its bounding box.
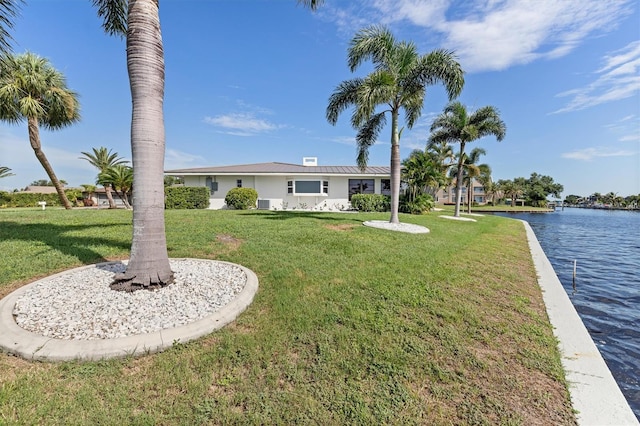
[12,259,247,340]
[363,220,430,234]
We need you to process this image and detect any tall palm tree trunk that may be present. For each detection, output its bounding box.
[105,184,117,208]
[389,109,401,224]
[112,0,173,290]
[27,117,72,209]
[454,142,465,217]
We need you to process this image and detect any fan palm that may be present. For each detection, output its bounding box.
[0,52,80,209]
[429,101,505,217]
[0,165,14,178]
[93,0,324,290]
[80,146,128,209]
[327,25,464,224]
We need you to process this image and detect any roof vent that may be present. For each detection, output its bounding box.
[302,157,318,166]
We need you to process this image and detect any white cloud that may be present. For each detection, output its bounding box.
[329,136,356,146]
[323,0,632,72]
[561,147,635,161]
[164,149,208,170]
[554,41,640,113]
[204,113,280,134]
[620,133,640,142]
[0,128,100,190]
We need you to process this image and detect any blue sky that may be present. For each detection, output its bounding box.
[1,0,639,197]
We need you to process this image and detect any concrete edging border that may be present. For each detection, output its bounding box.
[522,220,638,425]
[0,259,259,362]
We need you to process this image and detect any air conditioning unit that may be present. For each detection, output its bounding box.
[257,199,270,210]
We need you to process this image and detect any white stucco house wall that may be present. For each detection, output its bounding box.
[165,157,391,210]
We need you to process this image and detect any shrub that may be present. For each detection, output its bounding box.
[225,187,258,210]
[0,190,82,208]
[165,186,209,209]
[350,194,390,212]
[399,194,434,215]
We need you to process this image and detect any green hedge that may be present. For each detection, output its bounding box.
[350,194,390,212]
[165,186,209,209]
[0,190,82,208]
[224,187,258,210]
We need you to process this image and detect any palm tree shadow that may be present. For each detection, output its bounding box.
[0,221,131,265]
[239,211,363,223]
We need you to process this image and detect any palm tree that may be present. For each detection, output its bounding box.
[99,164,133,209]
[429,101,505,217]
[0,0,21,54]
[426,139,455,195]
[327,25,464,224]
[93,0,324,290]
[0,52,80,209]
[498,179,524,208]
[401,149,441,201]
[80,146,128,209]
[455,148,490,213]
[482,179,500,206]
[0,165,14,178]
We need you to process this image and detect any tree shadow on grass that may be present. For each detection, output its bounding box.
[239,210,364,223]
[0,221,131,265]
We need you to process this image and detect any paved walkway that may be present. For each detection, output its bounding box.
[523,220,638,425]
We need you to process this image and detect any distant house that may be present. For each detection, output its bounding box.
[18,186,61,194]
[81,188,130,207]
[165,157,391,210]
[435,179,489,206]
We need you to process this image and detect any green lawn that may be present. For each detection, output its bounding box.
[0,208,576,425]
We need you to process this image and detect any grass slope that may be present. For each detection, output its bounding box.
[0,209,576,425]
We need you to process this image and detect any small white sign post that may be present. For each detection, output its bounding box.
[37,201,46,210]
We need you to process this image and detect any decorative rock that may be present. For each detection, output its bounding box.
[12,259,247,340]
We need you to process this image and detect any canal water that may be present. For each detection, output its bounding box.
[497,208,640,419]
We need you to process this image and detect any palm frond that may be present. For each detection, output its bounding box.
[297,0,324,10]
[352,70,394,127]
[0,165,14,178]
[326,78,362,125]
[92,0,127,37]
[420,49,464,100]
[348,25,395,72]
[355,111,386,170]
[0,0,22,54]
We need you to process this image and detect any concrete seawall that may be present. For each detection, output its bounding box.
[522,220,638,425]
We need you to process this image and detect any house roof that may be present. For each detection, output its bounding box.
[165,162,391,176]
[18,186,63,194]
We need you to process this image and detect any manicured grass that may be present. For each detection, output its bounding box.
[0,209,576,424]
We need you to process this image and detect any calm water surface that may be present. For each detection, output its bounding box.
[498,208,640,419]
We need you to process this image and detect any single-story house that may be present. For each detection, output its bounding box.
[165,157,391,210]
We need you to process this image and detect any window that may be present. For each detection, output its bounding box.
[288,179,328,195]
[348,179,374,200]
[474,187,484,193]
[236,179,242,188]
[381,179,391,196]
[295,180,321,194]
